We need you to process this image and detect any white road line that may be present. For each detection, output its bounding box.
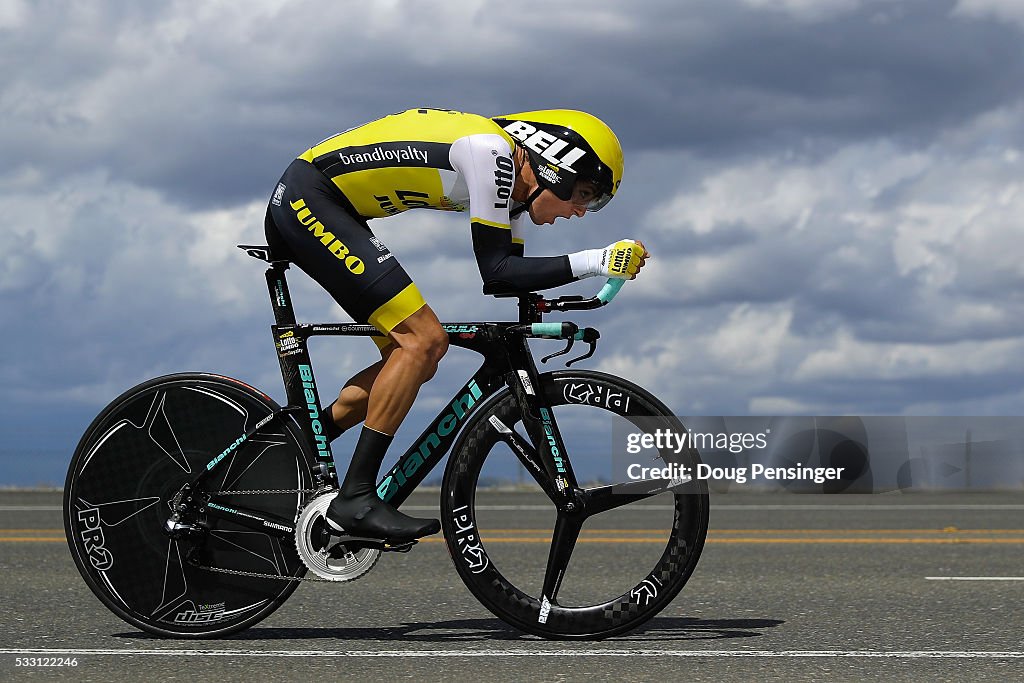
[1,649,1023,659]
[926,577,1024,581]
[0,506,62,511]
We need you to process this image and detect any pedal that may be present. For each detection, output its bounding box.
[382,539,418,553]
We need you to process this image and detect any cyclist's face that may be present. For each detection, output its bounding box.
[528,181,595,225]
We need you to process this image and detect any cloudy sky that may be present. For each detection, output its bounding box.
[1,0,1022,485]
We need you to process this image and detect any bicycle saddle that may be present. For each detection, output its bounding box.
[237,244,290,264]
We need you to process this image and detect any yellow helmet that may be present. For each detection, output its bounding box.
[492,109,623,211]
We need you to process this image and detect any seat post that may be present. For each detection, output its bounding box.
[265,261,297,327]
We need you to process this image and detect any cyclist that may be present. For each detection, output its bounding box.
[264,108,648,542]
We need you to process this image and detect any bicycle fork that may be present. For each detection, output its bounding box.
[495,333,591,603]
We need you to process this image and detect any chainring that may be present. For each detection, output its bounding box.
[294,491,381,581]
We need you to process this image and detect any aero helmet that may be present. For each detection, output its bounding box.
[492,110,623,211]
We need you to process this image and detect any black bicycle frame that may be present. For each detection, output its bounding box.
[191,257,578,537]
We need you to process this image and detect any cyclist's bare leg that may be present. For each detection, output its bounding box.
[326,352,391,433]
[325,305,448,540]
[365,305,448,434]
[326,304,447,433]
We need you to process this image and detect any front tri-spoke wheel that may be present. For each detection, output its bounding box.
[441,370,709,639]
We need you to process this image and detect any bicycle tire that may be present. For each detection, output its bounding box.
[64,373,318,638]
[441,370,708,639]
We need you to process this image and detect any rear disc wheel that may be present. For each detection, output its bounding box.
[64,373,317,638]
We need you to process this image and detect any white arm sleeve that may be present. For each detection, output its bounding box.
[449,133,516,228]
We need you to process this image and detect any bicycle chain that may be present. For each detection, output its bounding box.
[196,562,337,583]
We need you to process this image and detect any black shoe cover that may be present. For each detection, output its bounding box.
[325,492,440,541]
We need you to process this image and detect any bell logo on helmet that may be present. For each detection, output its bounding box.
[501,121,586,171]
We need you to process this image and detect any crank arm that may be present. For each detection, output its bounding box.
[327,535,418,553]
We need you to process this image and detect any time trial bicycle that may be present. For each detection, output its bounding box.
[64,244,708,640]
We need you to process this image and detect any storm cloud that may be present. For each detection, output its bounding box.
[1,0,1022,483]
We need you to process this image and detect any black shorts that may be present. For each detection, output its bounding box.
[265,159,426,342]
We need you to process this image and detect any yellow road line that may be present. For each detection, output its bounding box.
[419,540,1024,544]
[707,528,1024,534]
[10,530,1024,536]
[473,529,1024,536]
[706,538,1024,544]
[8,532,1024,536]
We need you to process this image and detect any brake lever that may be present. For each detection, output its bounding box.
[541,338,575,364]
[565,341,597,367]
[565,328,600,367]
